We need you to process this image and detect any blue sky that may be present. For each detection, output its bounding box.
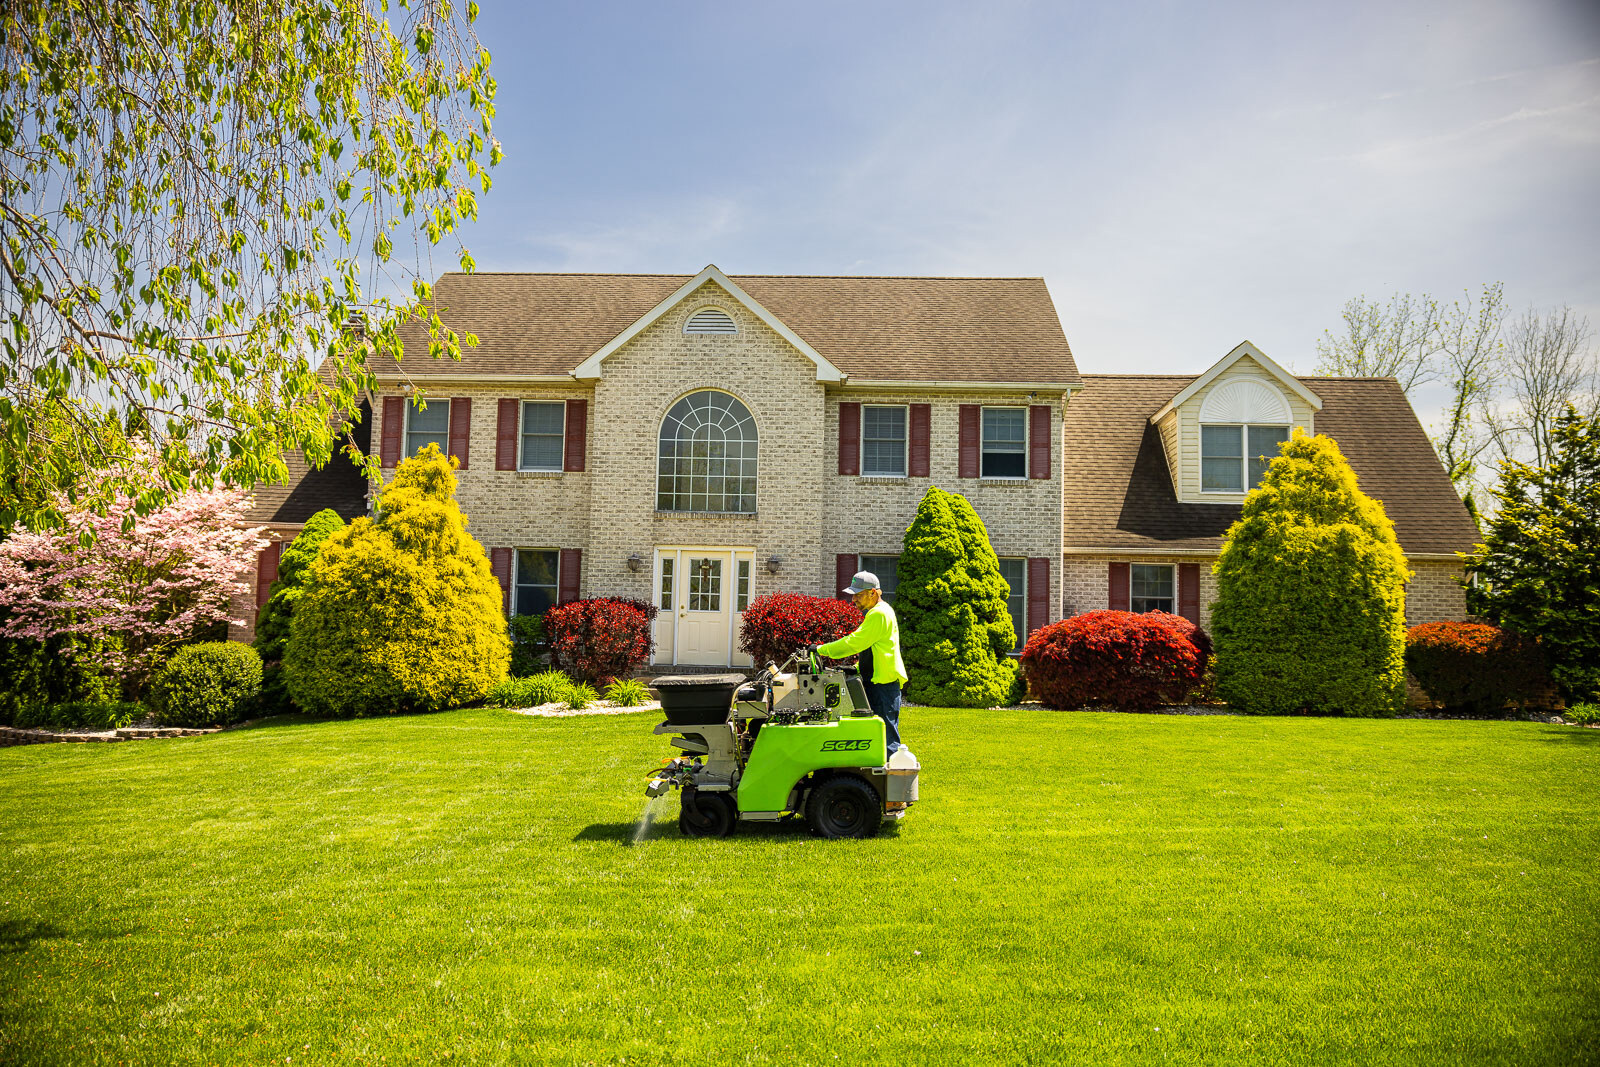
[453,0,1600,397]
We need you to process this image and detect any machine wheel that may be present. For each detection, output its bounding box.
[678,788,736,838]
[805,775,880,840]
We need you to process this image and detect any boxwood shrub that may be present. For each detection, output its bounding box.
[1405,621,1551,715]
[148,642,262,727]
[1021,610,1211,710]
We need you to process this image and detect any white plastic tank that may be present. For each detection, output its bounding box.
[886,746,919,803]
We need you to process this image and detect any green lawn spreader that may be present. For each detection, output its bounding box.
[645,652,920,839]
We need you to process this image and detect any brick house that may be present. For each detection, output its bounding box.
[240,265,1478,667]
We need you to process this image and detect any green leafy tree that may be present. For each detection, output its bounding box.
[0,0,498,529]
[896,486,1018,707]
[285,445,507,716]
[1464,407,1600,703]
[1212,433,1410,716]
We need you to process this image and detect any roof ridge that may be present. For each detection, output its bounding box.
[437,271,1047,281]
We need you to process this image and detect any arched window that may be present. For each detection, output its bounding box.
[657,390,758,513]
[1198,378,1292,492]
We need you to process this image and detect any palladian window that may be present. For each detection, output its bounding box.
[656,390,758,513]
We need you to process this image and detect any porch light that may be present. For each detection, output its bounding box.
[627,552,644,572]
[766,554,782,574]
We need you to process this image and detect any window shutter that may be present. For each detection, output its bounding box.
[838,402,860,476]
[1179,562,1201,624]
[491,547,513,614]
[563,399,587,472]
[908,404,931,477]
[1027,557,1050,641]
[958,405,980,478]
[448,397,471,469]
[1029,405,1052,480]
[558,548,582,604]
[381,396,404,468]
[1108,561,1130,611]
[495,399,518,471]
[255,541,281,622]
[835,554,859,600]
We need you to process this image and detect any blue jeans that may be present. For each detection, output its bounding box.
[862,679,902,754]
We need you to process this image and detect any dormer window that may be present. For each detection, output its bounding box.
[684,307,737,335]
[1197,377,1292,493]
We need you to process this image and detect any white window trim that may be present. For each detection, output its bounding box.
[861,404,910,478]
[404,396,451,459]
[1130,562,1177,614]
[655,388,760,515]
[518,399,567,473]
[1199,422,1290,494]
[512,547,561,619]
[981,405,1029,480]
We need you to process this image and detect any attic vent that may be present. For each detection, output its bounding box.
[685,307,737,335]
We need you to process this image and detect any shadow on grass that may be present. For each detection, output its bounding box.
[1537,726,1600,745]
[0,919,68,953]
[574,819,904,846]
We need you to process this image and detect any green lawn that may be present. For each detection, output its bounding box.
[1,708,1596,1066]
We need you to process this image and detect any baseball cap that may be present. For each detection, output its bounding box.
[842,571,881,595]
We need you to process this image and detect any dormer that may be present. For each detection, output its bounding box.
[1150,341,1322,503]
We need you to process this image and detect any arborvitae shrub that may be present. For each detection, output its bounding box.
[545,597,656,685]
[896,486,1018,707]
[253,508,345,712]
[1211,432,1409,716]
[148,642,262,727]
[1405,622,1551,715]
[285,446,509,716]
[738,593,862,667]
[1022,611,1211,710]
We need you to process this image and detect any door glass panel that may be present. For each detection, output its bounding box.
[659,557,674,611]
[688,557,722,611]
[737,559,751,611]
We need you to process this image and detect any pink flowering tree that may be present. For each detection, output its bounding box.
[0,484,266,698]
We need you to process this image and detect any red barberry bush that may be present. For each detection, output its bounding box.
[1404,621,1551,715]
[739,593,862,667]
[1020,610,1212,711]
[545,597,657,685]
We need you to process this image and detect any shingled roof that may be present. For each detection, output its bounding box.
[244,401,371,526]
[1060,375,1481,556]
[390,271,1081,386]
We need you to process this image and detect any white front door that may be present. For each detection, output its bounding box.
[653,547,755,667]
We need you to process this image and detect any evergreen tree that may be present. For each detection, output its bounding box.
[254,509,347,663]
[1464,407,1600,703]
[285,446,509,716]
[1212,432,1410,716]
[896,486,1018,707]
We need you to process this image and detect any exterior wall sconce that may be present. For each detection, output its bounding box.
[627,552,644,572]
[766,554,782,574]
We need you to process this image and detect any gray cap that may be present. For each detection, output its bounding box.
[842,571,881,595]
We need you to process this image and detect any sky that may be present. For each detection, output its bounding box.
[452,0,1600,421]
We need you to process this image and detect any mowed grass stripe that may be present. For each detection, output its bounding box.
[1,709,1595,1065]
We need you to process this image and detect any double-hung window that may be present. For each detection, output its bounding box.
[861,406,908,476]
[998,558,1026,653]
[1201,424,1289,492]
[405,398,450,458]
[859,555,899,604]
[1131,564,1174,614]
[515,550,559,617]
[982,408,1027,478]
[520,401,565,471]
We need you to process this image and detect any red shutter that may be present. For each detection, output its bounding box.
[836,553,859,600]
[255,541,282,622]
[908,404,931,477]
[495,398,518,471]
[381,395,404,468]
[448,397,471,470]
[491,547,513,615]
[1109,561,1130,611]
[563,399,587,472]
[1029,405,1052,480]
[558,548,582,604]
[1179,562,1201,625]
[958,405,980,478]
[838,402,860,476]
[1027,557,1050,641]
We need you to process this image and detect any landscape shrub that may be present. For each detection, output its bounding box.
[253,509,345,712]
[285,446,510,716]
[1020,611,1212,711]
[0,629,118,726]
[738,593,862,667]
[566,682,599,710]
[148,642,262,727]
[1565,702,1599,726]
[897,486,1019,707]
[545,598,655,685]
[14,700,144,731]
[1405,621,1551,715]
[1212,433,1410,716]
[604,677,651,706]
[509,614,548,677]
[485,670,575,709]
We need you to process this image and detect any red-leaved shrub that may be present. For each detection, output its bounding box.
[1020,610,1212,710]
[739,593,862,667]
[545,597,658,685]
[1405,621,1551,715]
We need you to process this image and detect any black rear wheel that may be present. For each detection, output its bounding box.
[805,775,880,839]
[678,788,736,838]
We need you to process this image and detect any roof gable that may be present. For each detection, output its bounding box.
[1152,341,1323,423]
